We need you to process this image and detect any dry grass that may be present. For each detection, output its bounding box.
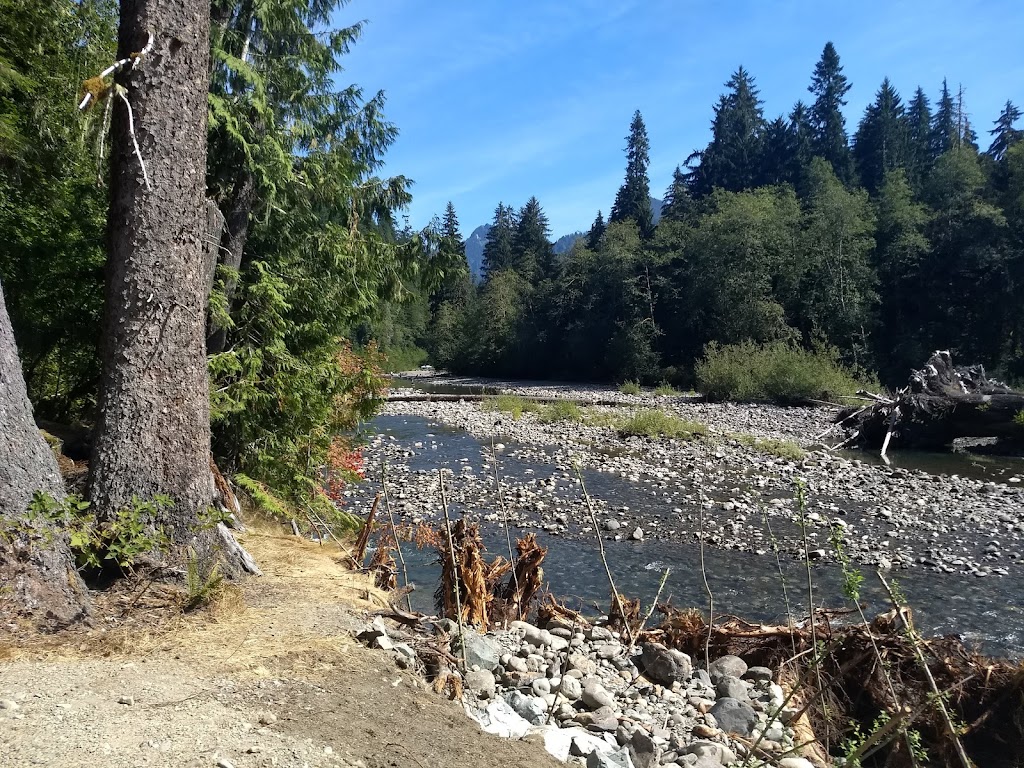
[0,518,390,675]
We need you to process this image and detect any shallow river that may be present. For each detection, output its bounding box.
[352,413,1023,659]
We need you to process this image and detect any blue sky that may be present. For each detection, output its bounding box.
[338,0,1024,237]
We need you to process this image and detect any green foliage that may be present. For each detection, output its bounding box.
[234,473,292,520]
[183,548,224,612]
[483,394,540,420]
[618,410,707,440]
[539,400,582,423]
[696,341,871,403]
[619,380,642,395]
[610,111,655,237]
[653,383,681,396]
[1013,410,1024,427]
[5,492,171,572]
[734,434,806,460]
[0,0,115,420]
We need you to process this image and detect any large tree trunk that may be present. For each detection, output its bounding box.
[89,0,220,560]
[0,282,90,628]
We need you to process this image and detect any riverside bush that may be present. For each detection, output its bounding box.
[619,410,707,440]
[540,400,582,423]
[695,342,872,403]
[734,434,806,460]
[619,380,642,395]
[484,394,540,420]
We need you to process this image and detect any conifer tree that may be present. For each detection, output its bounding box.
[930,79,958,158]
[987,101,1022,161]
[610,110,655,237]
[808,42,853,183]
[905,87,933,187]
[481,203,517,278]
[689,67,766,195]
[853,78,909,195]
[761,116,796,186]
[661,167,692,222]
[587,211,607,249]
[513,196,554,281]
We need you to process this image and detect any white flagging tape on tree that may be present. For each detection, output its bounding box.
[79,31,155,190]
[78,31,155,111]
[117,87,151,190]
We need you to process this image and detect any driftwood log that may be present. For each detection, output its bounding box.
[838,351,1024,451]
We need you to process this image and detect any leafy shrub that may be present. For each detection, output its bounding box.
[695,341,873,404]
[5,492,171,573]
[1014,409,1024,427]
[618,410,707,440]
[183,547,224,611]
[653,382,681,396]
[483,394,540,420]
[619,380,642,395]
[540,400,583,423]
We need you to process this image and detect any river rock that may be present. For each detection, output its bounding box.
[465,669,496,698]
[582,680,615,710]
[569,654,598,676]
[586,747,636,768]
[631,527,644,541]
[557,675,583,701]
[505,690,547,725]
[742,666,773,682]
[684,740,736,765]
[715,675,748,701]
[467,697,532,739]
[455,632,500,671]
[708,698,757,737]
[640,642,692,686]
[777,759,815,768]
[708,655,747,682]
[626,728,659,768]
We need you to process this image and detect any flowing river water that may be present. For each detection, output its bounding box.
[347,405,1024,659]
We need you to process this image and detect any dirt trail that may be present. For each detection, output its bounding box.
[0,527,562,768]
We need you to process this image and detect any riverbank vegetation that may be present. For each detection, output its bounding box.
[387,45,1023,400]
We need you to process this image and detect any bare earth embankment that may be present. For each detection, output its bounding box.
[0,525,562,768]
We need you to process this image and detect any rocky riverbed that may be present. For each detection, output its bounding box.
[361,378,1024,579]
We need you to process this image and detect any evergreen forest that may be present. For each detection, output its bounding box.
[395,43,1024,391]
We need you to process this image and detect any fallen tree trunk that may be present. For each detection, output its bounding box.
[837,351,1024,451]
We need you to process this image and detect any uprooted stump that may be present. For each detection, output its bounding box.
[838,350,1024,451]
[645,604,1024,768]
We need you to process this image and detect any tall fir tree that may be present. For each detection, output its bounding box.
[930,79,958,158]
[481,203,517,278]
[853,78,909,195]
[760,116,796,186]
[688,67,766,195]
[808,42,853,183]
[661,167,693,222]
[905,87,933,189]
[986,101,1023,161]
[587,210,607,249]
[513,196,554,281]
[610,110,655,237]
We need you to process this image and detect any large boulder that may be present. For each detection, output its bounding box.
[639,643,692,686]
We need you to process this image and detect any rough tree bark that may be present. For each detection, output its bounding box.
[89,0,246,568]
[0,282,90,627]
[838,350,1024,450]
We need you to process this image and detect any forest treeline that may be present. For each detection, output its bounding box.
[384,43,1024,388]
